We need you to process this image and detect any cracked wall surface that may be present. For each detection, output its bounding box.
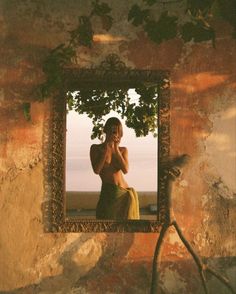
[0,1,236,293]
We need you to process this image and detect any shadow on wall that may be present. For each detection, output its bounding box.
[0,233,135,294]
[1,234,235,294]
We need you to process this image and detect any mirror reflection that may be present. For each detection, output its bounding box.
[65,88,158,220]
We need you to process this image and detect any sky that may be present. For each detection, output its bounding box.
[65,90,158,192]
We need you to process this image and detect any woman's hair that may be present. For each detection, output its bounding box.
[103,117,123,137]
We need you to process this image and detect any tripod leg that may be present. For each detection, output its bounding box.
[206,267,236,294]
[150,223,170,294]
[172,220,209,294]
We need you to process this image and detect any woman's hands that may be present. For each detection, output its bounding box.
[108,134,128,174]
[90,136,128,175]
[112,134,121,153]
[105,132,120,153]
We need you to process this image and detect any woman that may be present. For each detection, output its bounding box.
[90,117,140,220]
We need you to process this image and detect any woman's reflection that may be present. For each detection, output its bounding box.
[90,117,140,220]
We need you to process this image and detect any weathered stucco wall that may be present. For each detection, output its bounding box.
[0,1,235,293]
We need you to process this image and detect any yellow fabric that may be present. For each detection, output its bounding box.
[96,183,140,220]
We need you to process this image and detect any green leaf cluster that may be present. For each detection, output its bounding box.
[181,21,215,46]
[91,0,113,30]
[125,89,158,137]
[128,4,150,26]
[67,86,158,140]
[128,0,236,45]
[186,0,215,17]
[69,16,94,48]
[38,0,113,100]
[39,44,75,99]
[128,4,178,43]
[31,0,236,138]
[145,11,178,43]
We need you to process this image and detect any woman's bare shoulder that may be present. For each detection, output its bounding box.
[90,143,103,152]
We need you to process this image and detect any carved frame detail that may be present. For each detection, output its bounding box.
[42,54,170,232]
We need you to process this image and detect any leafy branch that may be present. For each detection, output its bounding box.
[67,86,158,139]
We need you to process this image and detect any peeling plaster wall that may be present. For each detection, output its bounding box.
[0,1,236,293]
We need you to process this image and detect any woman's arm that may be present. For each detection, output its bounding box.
[114,145,129,174]
[90,144,109,174]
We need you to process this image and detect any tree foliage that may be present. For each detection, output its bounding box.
[67,86,158,140]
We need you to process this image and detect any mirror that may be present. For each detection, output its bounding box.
[42,54,170,232]
[66,88,158,220]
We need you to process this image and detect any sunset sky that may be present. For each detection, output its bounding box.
[66,90,158,192]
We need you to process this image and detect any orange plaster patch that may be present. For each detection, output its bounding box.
[229,82,236,90]
[172,72,229,94]
[126,233,158,260]
[120,32,183,70]
[2,68,23,85]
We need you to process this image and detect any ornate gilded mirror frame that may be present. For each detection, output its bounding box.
[42,54,170,232]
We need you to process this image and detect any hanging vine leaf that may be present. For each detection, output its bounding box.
[22,103,31,121]
[39,44,76,99]
[181,20,215,46]
[144,11,178,43]
[128,4,150,26]
[66,92,75,112]
[43,44,75,74]
[127,0,234,46]
[91,0,113,30]
[180,22,196,42]
[32,0,236,138]
[186,0,215,17]
[92,0,112,15]
[69,16,93,47]
[91,119,105,140]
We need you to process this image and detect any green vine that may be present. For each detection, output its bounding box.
[25,0,236,137]
[128,0,235,46]
[36,0,113,103]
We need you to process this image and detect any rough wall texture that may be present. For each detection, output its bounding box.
[0,1,235,293]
